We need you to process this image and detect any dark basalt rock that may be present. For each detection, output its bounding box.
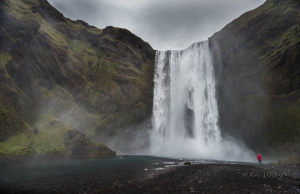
[209,0,300,155]
[63,129,116,158]
[33,128,39,135]
[184,161,191,166]
[63,129,81,140]
[71,139,116,158]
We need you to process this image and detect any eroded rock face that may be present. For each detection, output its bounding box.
[0,0,154,157]
[64,129,116,158]
[210,0,300,154]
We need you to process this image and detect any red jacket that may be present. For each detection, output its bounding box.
[257,154,262,160]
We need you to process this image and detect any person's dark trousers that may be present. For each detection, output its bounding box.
[258,160,262,164]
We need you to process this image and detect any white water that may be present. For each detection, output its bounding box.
[150,41,254,161]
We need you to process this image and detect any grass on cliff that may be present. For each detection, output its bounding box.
[0,133,31,155]
[0,113,115,156]
[0,53,11,70]
[1,0,154,149]
[0,114,72,155]
[0,91,31,142]
[4,0,32,20]
[31,114,72,155]
[39,22,67,49]
[271,98,300,143]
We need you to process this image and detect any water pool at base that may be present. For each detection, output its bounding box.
[0,155,250,193]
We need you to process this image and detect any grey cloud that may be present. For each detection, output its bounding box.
[48,0,265,50]
[48,0,126,26]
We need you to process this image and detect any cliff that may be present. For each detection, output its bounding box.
[0,0,155,156]
[210,0,300,155]
[1,0,299,157]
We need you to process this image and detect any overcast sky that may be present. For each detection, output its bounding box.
[48,0,265,51]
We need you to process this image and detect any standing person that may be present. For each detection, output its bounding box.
[257,154,262,164]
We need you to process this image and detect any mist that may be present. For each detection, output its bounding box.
[149,132,255,162]
[91,119,152,155]
[145,41,257,162]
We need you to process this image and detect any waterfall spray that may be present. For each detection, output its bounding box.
[150,41,254,161]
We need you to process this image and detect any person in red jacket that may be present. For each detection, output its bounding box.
[257,154,262,164]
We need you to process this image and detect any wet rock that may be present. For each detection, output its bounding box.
[184,161,191,166]
[49,119,60,126]
[0,156,17,163]
[63,129,82,140]
[33,128,39,135]
[70,138,116,158]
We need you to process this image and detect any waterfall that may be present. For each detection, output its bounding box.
[150,41,223,158]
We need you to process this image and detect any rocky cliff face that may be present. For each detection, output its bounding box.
[210,0,300,155]
[0,0,155,156]
[1,0,299,157]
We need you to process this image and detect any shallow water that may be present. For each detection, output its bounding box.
[0,155,253,193]
[0,155,185,193]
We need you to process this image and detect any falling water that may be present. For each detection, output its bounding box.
[150,41,253,161]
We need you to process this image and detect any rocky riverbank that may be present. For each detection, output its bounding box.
[0,156,18,164]
[99,163,300,194]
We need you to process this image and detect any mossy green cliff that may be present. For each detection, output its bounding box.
[1,0,299,157]
[210,0,300,156]
[0,114,116,157]
[0,0,154,156]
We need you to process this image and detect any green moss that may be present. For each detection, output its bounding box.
[0,133,31,154]
[276,157,300,164]
[0,113,115,157]
[1,0,154,156]
[0,53,11,70]
[20,0,39,6]
[5,1,28,14]
[137,102,147,110]
[0,96,30,142]
[39,22,67,48]
[12,114,67,154]
[38,86,54,99]
[270,98,300,143]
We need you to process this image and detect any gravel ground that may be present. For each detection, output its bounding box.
[98,163,300,194]
[0,156,18,164]
[1,156,299,194]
